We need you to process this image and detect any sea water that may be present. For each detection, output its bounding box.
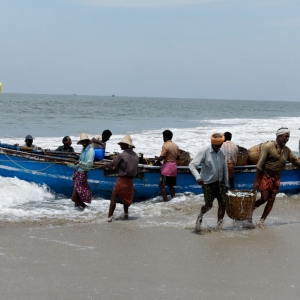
[1,93,300,226]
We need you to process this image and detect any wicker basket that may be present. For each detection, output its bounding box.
[247,144,262,165]
[176,149,192,166]
[247,141,272,165]
[236,146,248,166]
[225,190,256,221]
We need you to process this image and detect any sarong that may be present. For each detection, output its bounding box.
[202,180,227,204]
[259,173,280,194]
[161,161,177,177]
[72,171,92,203]
[227,163,234,179]
[113,176,134,206]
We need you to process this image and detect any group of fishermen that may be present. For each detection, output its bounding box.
[20,127,300,230]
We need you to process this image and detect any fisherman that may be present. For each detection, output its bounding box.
[66,133,95,210]
[222,132,238,189]
[155,130,180,202]
[252,128,300,227]
[189,132,228,231]
[106,135,139,222]
[55,136,75,152]
[91,129,112,150]
[23,135,37,148]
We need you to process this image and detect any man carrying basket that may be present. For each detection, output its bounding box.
[189,133,228,231]
[253,128,300,227]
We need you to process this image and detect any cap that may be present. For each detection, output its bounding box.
[25,135,34,140]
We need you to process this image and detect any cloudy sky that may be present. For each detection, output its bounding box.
[1,0,299,100]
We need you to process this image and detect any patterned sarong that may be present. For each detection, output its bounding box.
[113,176,134,206]
[259,173,280,194]
[72,171,92,203]
[202,180,227,204]
[161,161,177,177]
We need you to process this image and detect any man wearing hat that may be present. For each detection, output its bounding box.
[67,133,95,209]
[253,128,300,227]
[105,135,139,222]
[189,132,228,231]
[23,135,37,148]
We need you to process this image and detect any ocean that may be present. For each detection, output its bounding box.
[1,93,300,227]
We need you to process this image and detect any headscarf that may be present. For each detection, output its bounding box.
[210,132,225,145]
[276,128,290,137]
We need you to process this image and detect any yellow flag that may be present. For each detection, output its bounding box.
[0,82,2,93]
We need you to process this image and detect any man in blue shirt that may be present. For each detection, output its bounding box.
[67,133,95,209]
[189,133,228,231]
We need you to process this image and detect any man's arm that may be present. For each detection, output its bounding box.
[189,150,204,183]
[287,151,300,168]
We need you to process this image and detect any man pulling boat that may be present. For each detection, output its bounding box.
[252,127,300,227]
[66,133,95,210]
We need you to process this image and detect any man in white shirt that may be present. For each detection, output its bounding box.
[189,132,228,231]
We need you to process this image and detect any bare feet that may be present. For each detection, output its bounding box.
[106,216,113,222]
[195,214,202,232]
[257,219,267,228]
[215,220,223,231]
[123,213,129,220]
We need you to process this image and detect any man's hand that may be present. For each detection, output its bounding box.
[252,181,259,190]
[196,179,204,186]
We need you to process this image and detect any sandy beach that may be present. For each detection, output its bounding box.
[1,197,300,300]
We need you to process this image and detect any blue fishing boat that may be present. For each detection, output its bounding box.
[0,145,300,200]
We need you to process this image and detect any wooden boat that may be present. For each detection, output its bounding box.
[0,144,300,201]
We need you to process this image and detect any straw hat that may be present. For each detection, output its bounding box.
[77,133,92,145]
[118,135,135,148]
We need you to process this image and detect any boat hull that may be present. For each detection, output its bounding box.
[0,150,300,201]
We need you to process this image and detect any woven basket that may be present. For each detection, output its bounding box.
[225,190,256,221]
[236,146,248,166]
[176,149,192,166]
[247,144,262,165]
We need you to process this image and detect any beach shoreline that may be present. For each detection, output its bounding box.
[1,207,300,300]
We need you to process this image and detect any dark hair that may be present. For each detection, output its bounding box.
[224,132,232,141]
[163,130,173,140]
[62,136,70,143]
[102,129,112,136]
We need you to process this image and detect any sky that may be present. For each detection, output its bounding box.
[1,0,300,101]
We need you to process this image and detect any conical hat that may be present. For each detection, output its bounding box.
[118,135,135,148]
[77,133,92,145]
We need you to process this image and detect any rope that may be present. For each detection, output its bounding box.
[0,149,58,172]
[0,149,106,172]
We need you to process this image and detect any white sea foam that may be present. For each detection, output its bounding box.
[2,116,300,158]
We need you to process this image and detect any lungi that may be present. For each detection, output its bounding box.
[160,161,177,186]
[202,180,227,204]
[259,173,280,194]
[113,176,134,206]
[72,171,92,203]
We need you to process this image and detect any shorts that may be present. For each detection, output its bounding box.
[202,180,227,204]
[160,175,177,186]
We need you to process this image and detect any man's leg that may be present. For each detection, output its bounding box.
[108,190,118,220]
[168,185,175,198]
[72,188,85,207]
[260,192,277,221]
[217,197,226,223]
[254,190,270,208]
[123,203,129,220]
[159,176,168,202]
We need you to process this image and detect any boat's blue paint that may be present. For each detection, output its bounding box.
[0,151,300,200]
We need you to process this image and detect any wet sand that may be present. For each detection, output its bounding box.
[1,197,300,300]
